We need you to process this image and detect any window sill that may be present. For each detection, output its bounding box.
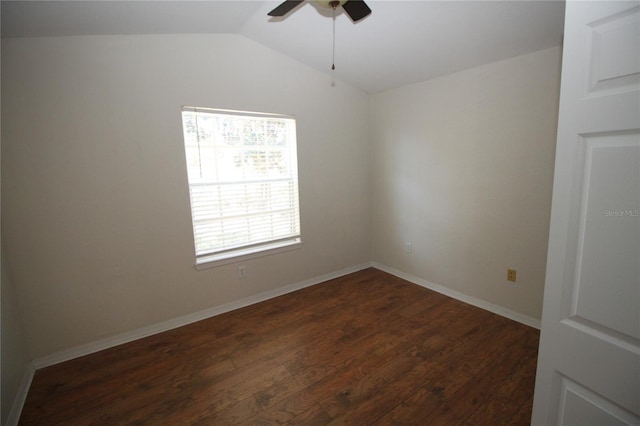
[194,238,303,270]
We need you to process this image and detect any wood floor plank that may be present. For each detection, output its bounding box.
[286,404,332,425]
[417,323,537,425]
[19,268,540,425]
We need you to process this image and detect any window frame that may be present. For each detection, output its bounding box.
[180,106,303,269]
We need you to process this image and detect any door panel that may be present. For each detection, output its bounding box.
[560,378,637,426]
[586,5,639,96]
[532,1,640,425]
[572,132,639,340]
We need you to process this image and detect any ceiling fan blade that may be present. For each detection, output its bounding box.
[268,0,304,17]
[342,0,371,22]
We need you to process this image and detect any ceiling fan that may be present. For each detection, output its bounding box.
[268,0,372,23]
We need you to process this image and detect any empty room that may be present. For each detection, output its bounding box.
[2,1,638,425]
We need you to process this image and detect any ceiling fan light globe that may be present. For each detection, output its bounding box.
[315,0,347,9]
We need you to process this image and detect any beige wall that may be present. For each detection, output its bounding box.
[2,27,33,423]
[1,253,30,425]
[2,35,561,364]
[1,34,372,359]
[371,46,562,319]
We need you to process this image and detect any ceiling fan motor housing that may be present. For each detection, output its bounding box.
[268,0,371,22]
[316,0,348,9]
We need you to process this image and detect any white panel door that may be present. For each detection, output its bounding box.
[532,1,640,425]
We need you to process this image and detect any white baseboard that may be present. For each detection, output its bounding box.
[33,260,539,370]
[33,262,373,369]
[372,262,541,329]
[5,362,35,426]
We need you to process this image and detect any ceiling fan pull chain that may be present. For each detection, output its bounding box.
[332,2,336,70]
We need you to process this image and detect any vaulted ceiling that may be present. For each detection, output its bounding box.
[1,0,565,93]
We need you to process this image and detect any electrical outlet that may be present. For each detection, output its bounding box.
[238,266,247,279]
[507,269,517,282]
[405,242,412,254]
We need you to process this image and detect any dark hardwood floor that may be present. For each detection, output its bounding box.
[20,268,539,425]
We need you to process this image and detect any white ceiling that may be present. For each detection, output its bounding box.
[1,0,565,93]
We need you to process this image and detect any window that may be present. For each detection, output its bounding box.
[181,107,301,267]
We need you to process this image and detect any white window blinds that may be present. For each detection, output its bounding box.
[181,107,301,264]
